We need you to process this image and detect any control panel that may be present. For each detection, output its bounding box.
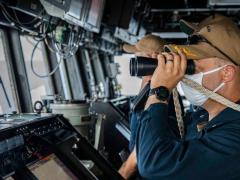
[0,114,67,179]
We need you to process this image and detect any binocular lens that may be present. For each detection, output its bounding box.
[130,56,195,76]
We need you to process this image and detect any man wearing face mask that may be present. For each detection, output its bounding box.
[136,14,240,180]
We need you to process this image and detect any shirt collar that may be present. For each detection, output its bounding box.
[191,108,209,124]
[190,102,240,131]
[205,106,240,130]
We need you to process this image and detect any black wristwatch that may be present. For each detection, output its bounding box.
[149,86,170,101]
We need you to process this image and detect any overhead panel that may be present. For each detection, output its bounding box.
[208,0,240,6]
[40,0,105,33]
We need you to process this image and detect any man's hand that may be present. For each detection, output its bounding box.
[144,51,187,109]
[150,51,187,90]
[118,148,137,179]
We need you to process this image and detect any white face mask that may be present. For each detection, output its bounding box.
[181,65,227,106]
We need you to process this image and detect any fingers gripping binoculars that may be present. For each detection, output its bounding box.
[129,56,196,76]
[129,56,195,112]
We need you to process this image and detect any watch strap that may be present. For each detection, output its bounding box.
[149,86,170,101]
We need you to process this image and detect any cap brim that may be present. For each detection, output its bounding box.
[179,15,228,35]
[164,42,228,60]
[123,44,138,53]
[179,19,199,35]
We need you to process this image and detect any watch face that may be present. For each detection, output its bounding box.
[156,87,169,100]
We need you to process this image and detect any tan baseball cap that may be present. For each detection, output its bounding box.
[165,14,240,65]
[123,34,167,54]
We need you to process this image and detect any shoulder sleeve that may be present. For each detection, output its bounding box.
[129,111,142,151]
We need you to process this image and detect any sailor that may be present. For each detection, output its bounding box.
[136,14,240,180]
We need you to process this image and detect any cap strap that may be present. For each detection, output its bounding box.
[203,65,227,75]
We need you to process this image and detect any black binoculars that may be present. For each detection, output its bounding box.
[129,56,196,76]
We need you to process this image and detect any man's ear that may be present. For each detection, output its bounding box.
[222,65,236,82]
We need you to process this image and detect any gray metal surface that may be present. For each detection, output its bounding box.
[90,50,106,98]
[82,49,97,99]
[56,54,72,100]
[65,54,86,100]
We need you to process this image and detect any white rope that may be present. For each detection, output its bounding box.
[172,88,185,138]
[172,77,240,139]
[182,78,240,112]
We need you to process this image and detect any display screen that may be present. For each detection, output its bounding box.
[30,155,77,180]
[86,0,105,31]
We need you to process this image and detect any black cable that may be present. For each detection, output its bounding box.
[0,3,48,38]
[0,4,35,30]
[13,9,44,25]
[49,25,81,59]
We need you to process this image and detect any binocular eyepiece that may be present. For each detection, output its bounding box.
[129,56,196,76]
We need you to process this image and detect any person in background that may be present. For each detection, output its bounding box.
[119,34,181,179]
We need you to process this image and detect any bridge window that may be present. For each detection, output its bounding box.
[20,36,53,104]
[0,30,18,114]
